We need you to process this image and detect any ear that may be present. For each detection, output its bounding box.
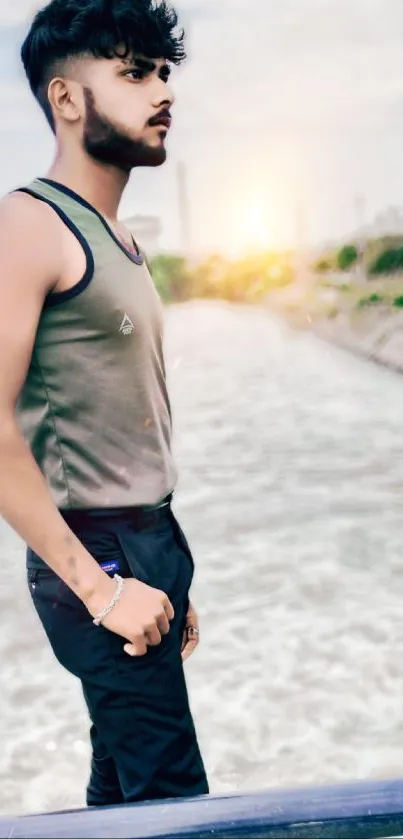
[47,77,83,125]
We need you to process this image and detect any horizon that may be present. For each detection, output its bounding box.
[1,1,403,255]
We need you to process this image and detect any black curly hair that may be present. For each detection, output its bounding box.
[21,0,185,128]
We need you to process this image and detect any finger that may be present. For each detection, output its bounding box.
[144,626,162,647]
[162,595,175,622]
[186,604,197,621]
[157,612,171,636]
[181,625,200,661]
[186,626,200,643]
[181,628,192,653]
[124,640,147,657]
[181,639,198,662]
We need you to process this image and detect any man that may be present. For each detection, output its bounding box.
[0,0,208,808]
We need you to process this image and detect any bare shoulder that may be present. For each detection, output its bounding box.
[0,190,63,295]
[0,189,60,228]
[0,191,65,413]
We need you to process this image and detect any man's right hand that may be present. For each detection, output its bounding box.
[86,576,175,657]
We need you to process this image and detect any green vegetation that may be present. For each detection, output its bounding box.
[151,234,403,318]
[151,255,191,302]
[356,294,384,308]
[314,258,332,273]
[312,236,403,279]
[313,244,358,275]
[369,247,403,276]
[337,244,358,271]
[151,252,294,303]
[364,235,403,275]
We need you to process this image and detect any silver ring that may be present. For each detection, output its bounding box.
[187,626,200,636]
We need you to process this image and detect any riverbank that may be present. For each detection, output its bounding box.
[266,272,403,375]
[4,302,403,816]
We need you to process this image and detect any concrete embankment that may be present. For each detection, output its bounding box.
[313,308,403,375]
[267,273,403,375]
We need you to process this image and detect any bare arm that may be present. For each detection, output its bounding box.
[0,194,173,653]
[0,193,110,603]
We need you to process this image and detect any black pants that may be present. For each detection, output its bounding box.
[26,501,209,806]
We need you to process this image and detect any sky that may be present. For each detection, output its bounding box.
[1,0,403,255]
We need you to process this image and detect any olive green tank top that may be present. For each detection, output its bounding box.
[15,178,178,510]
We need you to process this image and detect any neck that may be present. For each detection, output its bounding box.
[46,147,130,220]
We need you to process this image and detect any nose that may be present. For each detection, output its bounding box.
[153,78,175,109]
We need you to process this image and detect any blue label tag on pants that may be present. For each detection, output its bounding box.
[99,560,120,575]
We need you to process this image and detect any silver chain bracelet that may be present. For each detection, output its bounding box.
[93,574,125,627]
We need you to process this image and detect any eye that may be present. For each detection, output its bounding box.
[125,69,144,81]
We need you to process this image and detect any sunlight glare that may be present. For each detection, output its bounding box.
[231,196,272,256]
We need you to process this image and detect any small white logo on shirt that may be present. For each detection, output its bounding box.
[119,313,135,336]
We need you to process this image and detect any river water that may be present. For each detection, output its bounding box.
[2,300,403,817]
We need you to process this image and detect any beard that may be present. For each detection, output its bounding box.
[82,87,167,172]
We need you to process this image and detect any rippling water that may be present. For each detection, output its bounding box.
[2,300,403,817]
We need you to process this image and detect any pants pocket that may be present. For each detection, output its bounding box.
[114,530,150,585]
[27,568,72,645]
[169,512,195,576]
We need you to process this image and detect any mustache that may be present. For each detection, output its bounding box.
[148,109,172,126]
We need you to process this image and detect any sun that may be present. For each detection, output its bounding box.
[231,196,272,256]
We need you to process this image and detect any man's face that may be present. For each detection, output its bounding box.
[79,54,174,171]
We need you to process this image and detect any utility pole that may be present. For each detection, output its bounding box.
[354,193,367,284]
[177,161,191,259]
[294,199,307,287]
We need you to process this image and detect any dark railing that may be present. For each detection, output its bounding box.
[1,778,403,838]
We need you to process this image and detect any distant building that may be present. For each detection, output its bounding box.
[371,206,403,238]
[124,215,162,258]
[348,206,403,244]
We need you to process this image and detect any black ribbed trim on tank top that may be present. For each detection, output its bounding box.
[38,178,144,266]
[16,188,95,309]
